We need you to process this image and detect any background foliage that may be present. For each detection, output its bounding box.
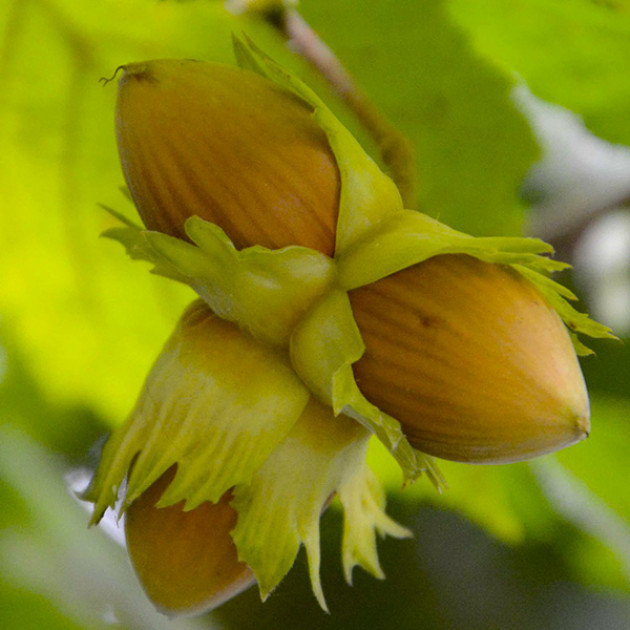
[1,0,630,628]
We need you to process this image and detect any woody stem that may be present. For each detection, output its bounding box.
[268,7,418,210]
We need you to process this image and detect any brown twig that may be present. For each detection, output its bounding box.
[268,7,418,209]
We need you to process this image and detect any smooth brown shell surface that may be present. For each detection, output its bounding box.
[116,60,340,254]
[350,254,590,463]
[125,466,255,617]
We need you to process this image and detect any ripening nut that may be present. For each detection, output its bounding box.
[350,254,589,463]
[115,58,340,254]
[85,298,408,614]
[88,39,613,616]
[125,466,255,617]
[111,53,603,464]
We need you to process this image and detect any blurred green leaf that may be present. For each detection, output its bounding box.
[0,582,88,630]
[449,0,630,145]
[0,0,278,427]
[300,0,539,236]
[0,425,211,630]
[556,394,630,540]
[580,338,630,400]
[0,0,629,627]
